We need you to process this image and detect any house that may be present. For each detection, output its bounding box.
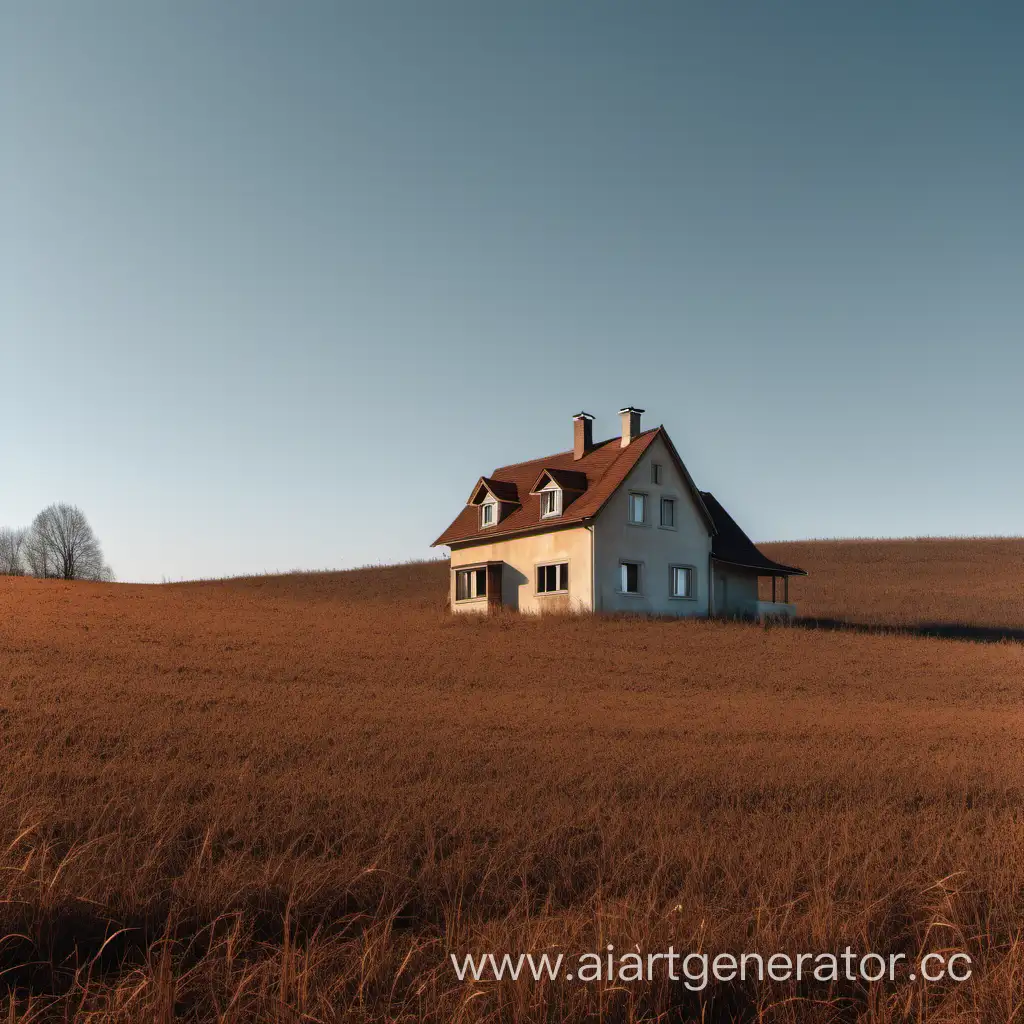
[432,407,806,617]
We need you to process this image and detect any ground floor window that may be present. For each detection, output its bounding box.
[455,567,487,601]
[620,561,641,594]
[671,565,694,598]
[537,562,568,594]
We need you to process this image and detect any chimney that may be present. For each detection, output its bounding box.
[573,411,594,460]
[619,406,644,447]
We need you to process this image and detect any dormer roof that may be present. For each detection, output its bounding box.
[529,467,588,494]
[467,476,520,506]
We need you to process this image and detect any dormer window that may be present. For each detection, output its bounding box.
[466,476,520,531]
[540,488,562,517]
[530,467,584,519]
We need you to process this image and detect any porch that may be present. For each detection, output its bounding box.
[753,573,797,620]
[712,560,804,621]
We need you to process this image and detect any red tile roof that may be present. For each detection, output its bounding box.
[433,427,708,547]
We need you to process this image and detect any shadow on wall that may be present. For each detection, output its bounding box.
[505,565,529,611]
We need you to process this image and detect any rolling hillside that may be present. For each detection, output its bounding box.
[766,537,1024,630]
[1,539,1022,1022]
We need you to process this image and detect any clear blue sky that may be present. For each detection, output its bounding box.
[3,2,1022,582]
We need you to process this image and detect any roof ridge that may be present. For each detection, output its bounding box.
[490,427,659,475]
[491,447,573,473]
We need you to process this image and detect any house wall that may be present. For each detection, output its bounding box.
[712,562,760,616]
[449,526,593,614]
[592,436,712,616]
[713,563,797,619]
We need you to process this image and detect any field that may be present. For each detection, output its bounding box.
[763,537,1024,633]
[1,539,1024,1022]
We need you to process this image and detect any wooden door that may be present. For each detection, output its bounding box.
[486,563,503,609]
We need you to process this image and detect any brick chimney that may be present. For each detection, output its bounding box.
[573,411,594,460]
[619,407,644,447]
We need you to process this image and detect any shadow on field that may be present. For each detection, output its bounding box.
[792,616,1024,644]
[0,893,407,1000]
[0,907,150,996]
[0,907,866,1024]
[0,901,877,1023]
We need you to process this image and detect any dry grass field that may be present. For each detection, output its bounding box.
[1,539,1024,1022]
[763,537,1024,633]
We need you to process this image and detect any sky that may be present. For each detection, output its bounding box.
[3,2,1023,582]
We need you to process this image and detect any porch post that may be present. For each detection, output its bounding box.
[771,576,776,603]
[784,575,789,603]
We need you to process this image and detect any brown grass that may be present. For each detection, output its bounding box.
[1,542,1023,1022]
[763,537,1024,631]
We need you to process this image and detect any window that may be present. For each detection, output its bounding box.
[628,492,646,524]
[480,501,496,527]
[660,497,675,528]
[652,463,663,485]
[671,566,694,599]
[620,561,641,594]
[455,567,487,601]
[541,488,561,517]
[537,562,569,594]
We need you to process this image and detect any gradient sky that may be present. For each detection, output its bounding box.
[3,2,1023,582]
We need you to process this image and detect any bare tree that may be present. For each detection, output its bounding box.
[22,527,51,578]
[25,504,114,581]
[0,527,27,576]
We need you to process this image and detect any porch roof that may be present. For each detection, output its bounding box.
[700,491,807,577]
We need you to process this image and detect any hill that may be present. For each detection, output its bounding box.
[1,540,1022,1022]
[765,537,1024,631]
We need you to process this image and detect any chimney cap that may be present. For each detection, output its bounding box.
[573,410,595,420]
[618,406,645,414]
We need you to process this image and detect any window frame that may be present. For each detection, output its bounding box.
[669,564,697,601]
[651,462,663,485]
[540,487,562,519]
[535,560,569,595]
[454,565,488,603]
[627,491,648,526]
[480,500,497,528]
[618,559,643,596]
[659,495,677,530]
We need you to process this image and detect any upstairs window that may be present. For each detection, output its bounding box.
[628,492,646,524]
[455,567,487,601]
[660,497,675,528]
[652,463,663,485]
[480,501,496,528]
[620,561,641,594]
[540,488,562,517]
[671,565,694,599]
[537,562,569,594]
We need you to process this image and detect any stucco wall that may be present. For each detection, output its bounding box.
[592,436,712,616]
[449,526,593,614]
[712,562,759,616]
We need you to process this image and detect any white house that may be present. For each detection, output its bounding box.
[432,408,805,617]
